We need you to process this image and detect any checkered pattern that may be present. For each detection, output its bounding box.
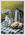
[1,26,24,34]
[1,21,24,34]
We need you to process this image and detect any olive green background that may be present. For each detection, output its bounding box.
[1,1,24,11]
[1,1,24,19]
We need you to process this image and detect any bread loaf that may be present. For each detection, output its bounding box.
[10,22,23,28]
[10,22,18,28]
[19,23,23,28]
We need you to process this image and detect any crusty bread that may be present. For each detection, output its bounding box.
[10,22,18,28]
[19,23,23,28]
[10,22,23,28]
